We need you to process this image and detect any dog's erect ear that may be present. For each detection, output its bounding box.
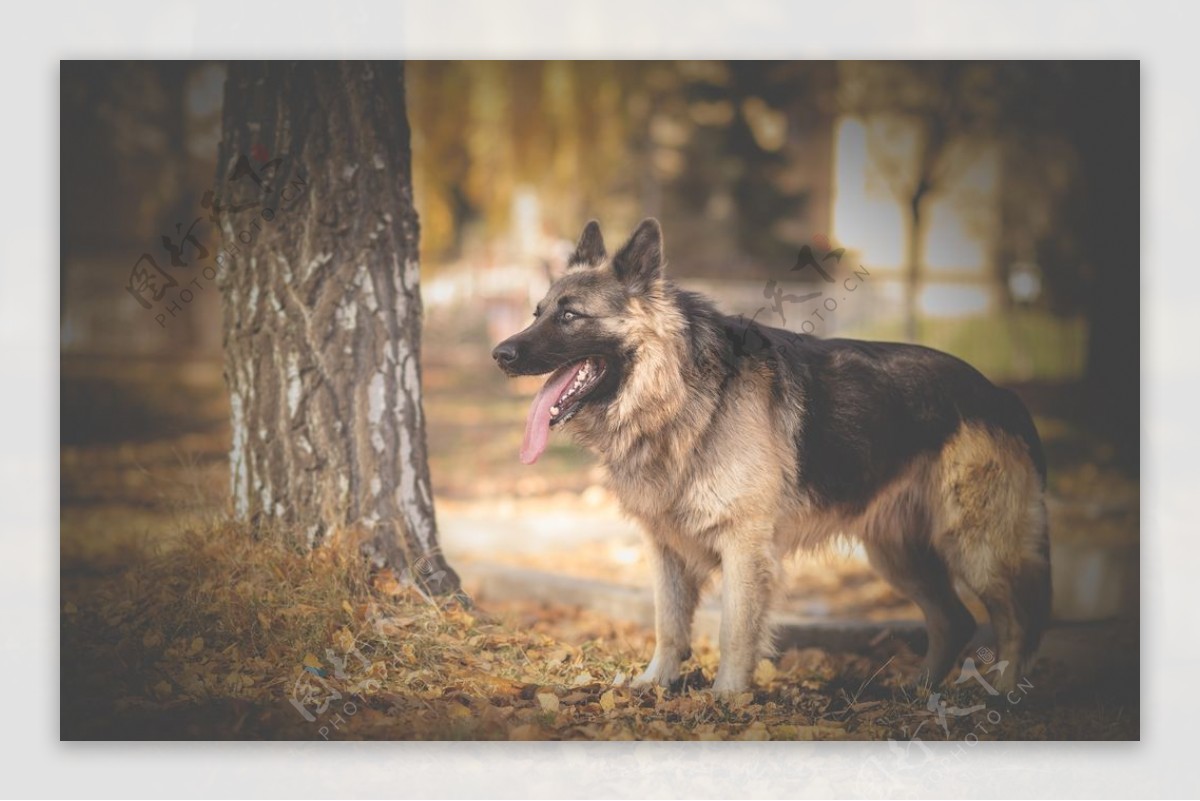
[612,218,664,291]
[568,220,607,268]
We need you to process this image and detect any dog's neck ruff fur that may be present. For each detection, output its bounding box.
[568,279,732,479]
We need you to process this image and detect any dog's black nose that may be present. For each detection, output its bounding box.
[492,341,518,368]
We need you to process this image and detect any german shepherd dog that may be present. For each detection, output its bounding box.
[492,219,1050,695]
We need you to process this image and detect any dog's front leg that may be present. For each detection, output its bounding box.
[632,540,699,689]
[712,534,777,695]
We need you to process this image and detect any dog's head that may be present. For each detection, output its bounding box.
[492,218,666,464]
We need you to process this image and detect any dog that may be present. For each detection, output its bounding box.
[491,218,1051,695]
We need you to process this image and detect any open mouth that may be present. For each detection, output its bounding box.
[520,357,607,464]
[549,358,605,427]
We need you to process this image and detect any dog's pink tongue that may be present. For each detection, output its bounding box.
[521,362,583,465]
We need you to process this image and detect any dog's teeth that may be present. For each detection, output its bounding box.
[550,405,560,416]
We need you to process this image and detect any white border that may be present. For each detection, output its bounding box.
[5,0,1193,797]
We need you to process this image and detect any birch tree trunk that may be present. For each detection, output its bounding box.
[215,61,462,596]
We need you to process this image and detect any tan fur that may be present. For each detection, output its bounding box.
[557,271,1049,695]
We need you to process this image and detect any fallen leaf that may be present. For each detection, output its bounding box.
[333,626,355,653]
[508,723,544,740]
[794,725,820,740]
[546,647,572,664]
[374,618,417,633]
[754,659,778,685]
[536,692,560,713]
[599,690,617,712]
[740,722,771,740]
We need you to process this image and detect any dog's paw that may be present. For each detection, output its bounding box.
[710,670,750,696]
[631,655,680,690]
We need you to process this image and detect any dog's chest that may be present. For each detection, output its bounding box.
[603,453,737,540]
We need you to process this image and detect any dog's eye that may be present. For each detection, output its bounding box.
[561,310,578,323]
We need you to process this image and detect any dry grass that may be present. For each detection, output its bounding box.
[62,515,1135,741]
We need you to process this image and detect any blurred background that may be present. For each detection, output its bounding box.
[61,61,1138,637]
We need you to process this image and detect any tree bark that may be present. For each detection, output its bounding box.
[215,62,462,596]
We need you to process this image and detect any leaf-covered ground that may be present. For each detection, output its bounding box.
[60,353,1139,741]
[61,514,1135,741]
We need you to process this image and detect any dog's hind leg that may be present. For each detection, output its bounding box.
[864,539,977,688]
[633,540,703,689]
[973,564,1049,694]
[934,428,1052,694]
[942,501,1051,694]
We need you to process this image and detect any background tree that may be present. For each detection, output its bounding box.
[927,61,1140,472]
[215,61,462,596]
[838,61,1003,341]
[1065,61,1140,472]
